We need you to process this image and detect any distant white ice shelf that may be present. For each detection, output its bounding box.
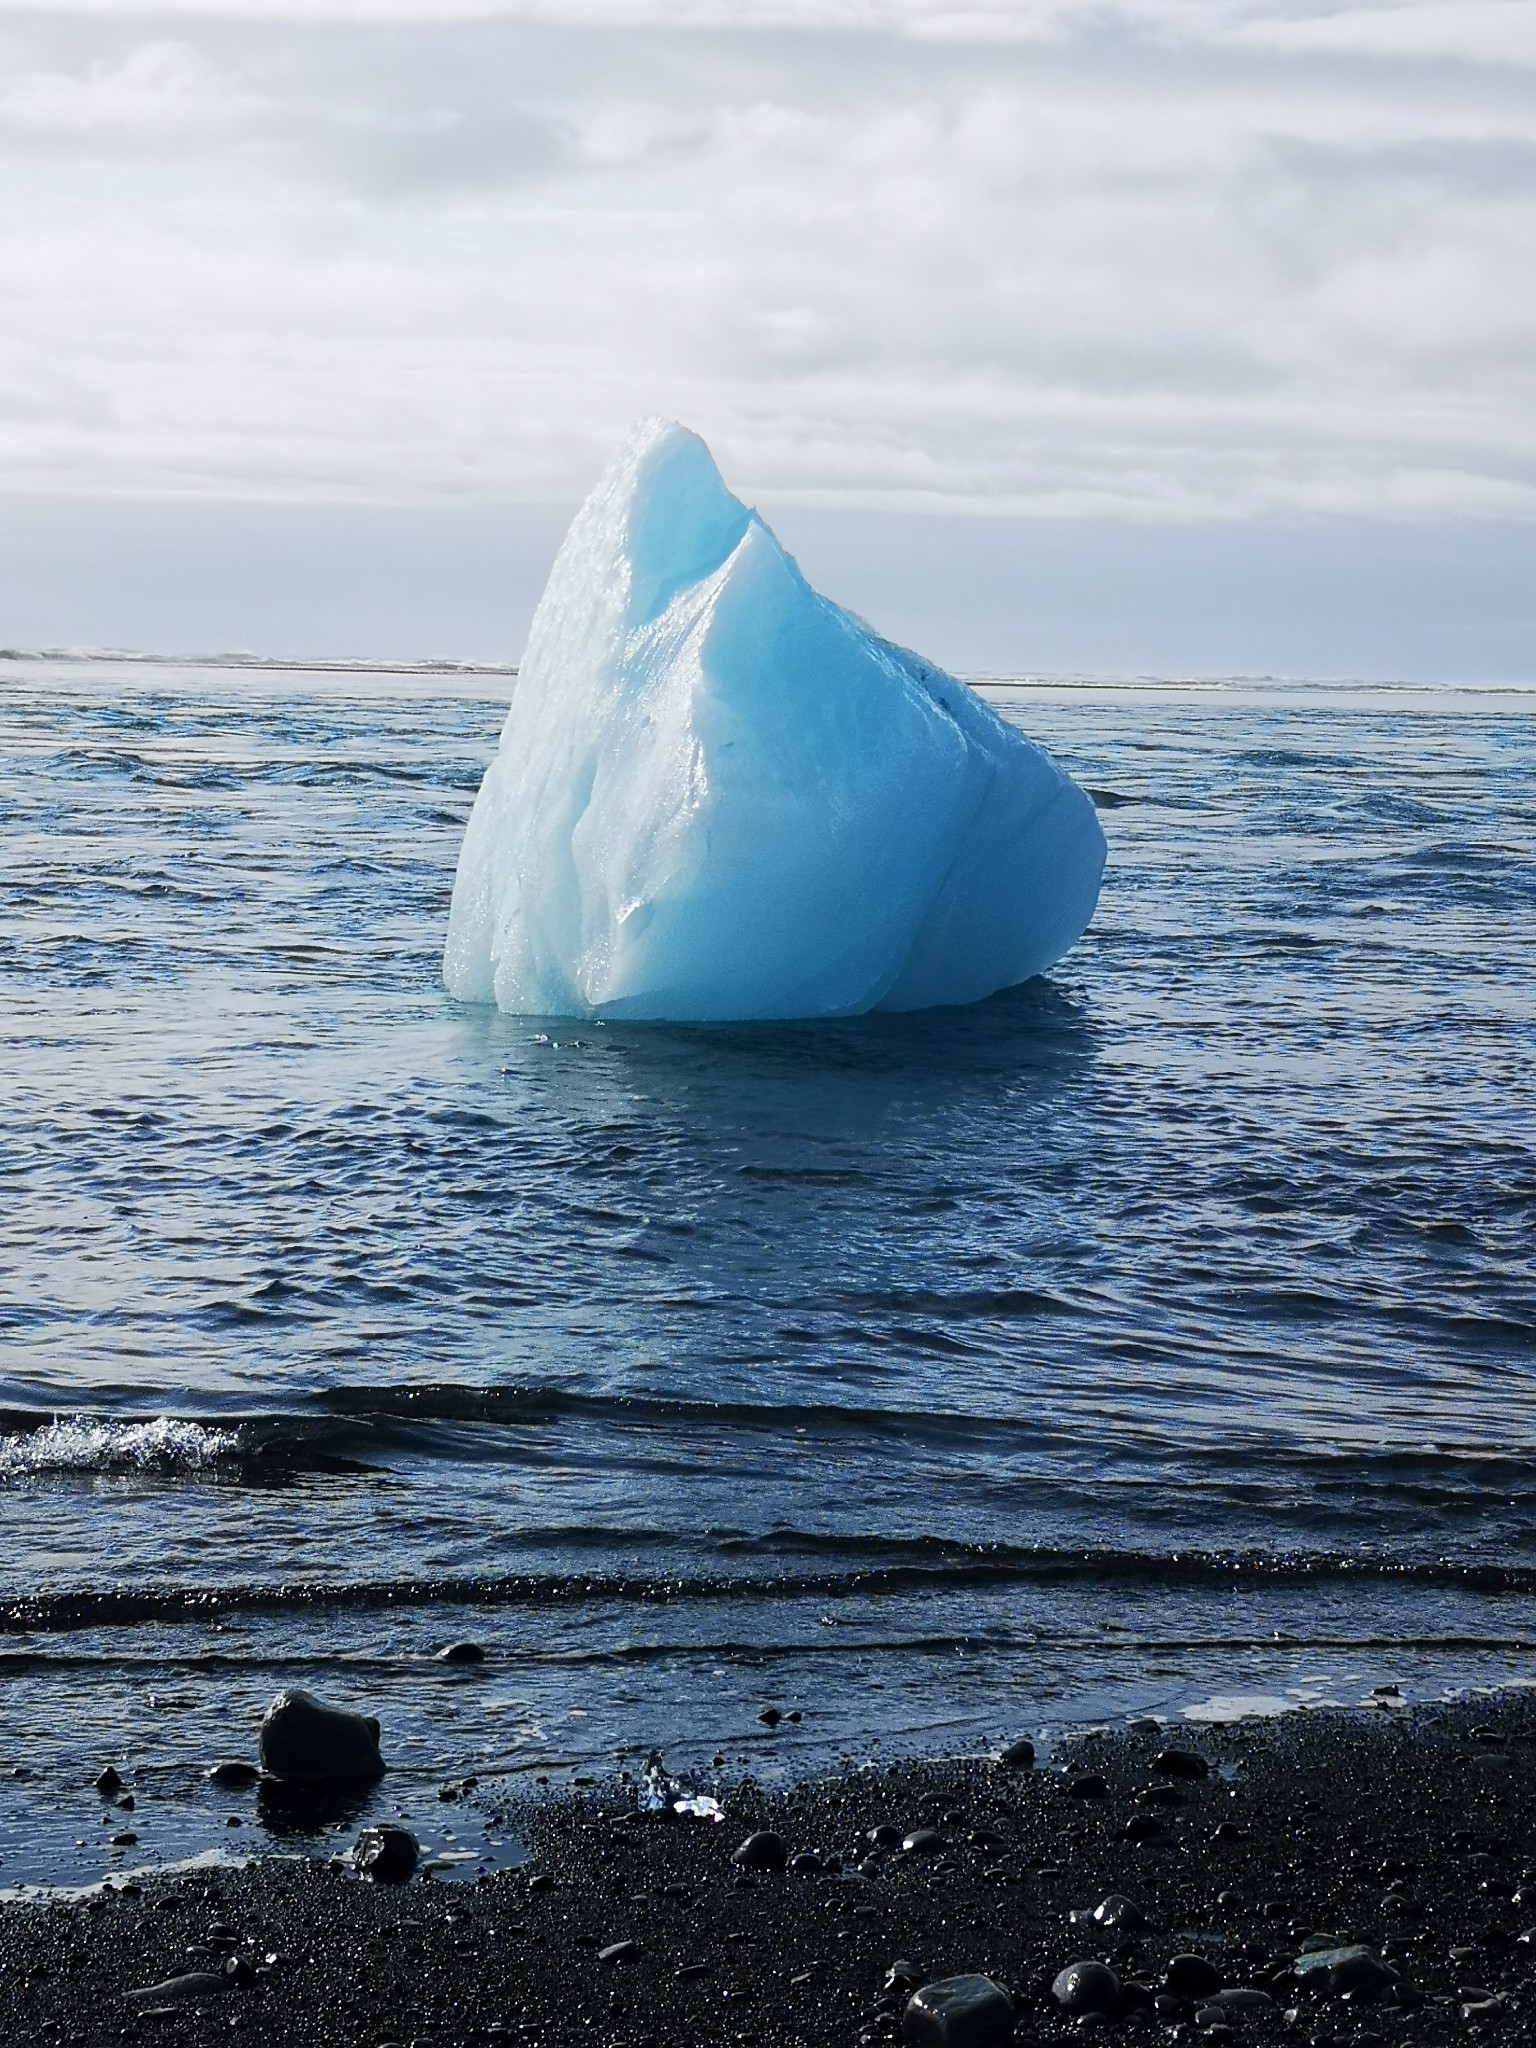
[444,420,1105,1021]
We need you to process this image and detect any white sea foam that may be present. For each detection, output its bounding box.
[0,1415,239,1476]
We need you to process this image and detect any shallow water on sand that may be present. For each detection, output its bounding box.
[1,659,1533,1886]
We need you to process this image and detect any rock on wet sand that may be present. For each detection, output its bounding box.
[2,1692,1535,2045]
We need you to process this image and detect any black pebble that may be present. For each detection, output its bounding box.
[1124,1813,1167,1841]
[1151,1748,1210,1779]
[901,1973,1013,2046]
[732,1830,788,1871]
[1052,1960,1121,2015]
[207,1761,261,1788]
[353,1825,419,1883]
[95,1767,123,1796]
[901,1828,946,1855]
[1164,1953,1222,1996]
[1090,1894,1146,1931]
[437,1641,486,1664]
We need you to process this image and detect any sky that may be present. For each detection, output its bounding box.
[1,0,1534,674]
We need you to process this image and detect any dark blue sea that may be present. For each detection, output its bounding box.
[2,657,1533,1891]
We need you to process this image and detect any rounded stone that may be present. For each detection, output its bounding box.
[258,1689,385,1784]
[902,1827,946,1855]
[1151,1748,1210,1779]
[1091,1894,1146,1931]
[1052,1961,1120,2016]
[1216,1989,1276,2013]
[1066,1773,1109,1799]
[1165,1954,1222,1997]
[95,1766,124,1796]
[207,1760,261,1788]
[902,1973,1014,2047]
[998,1737,1035,1769]
[1123,1812,1167,1840]
[353,1825,419,1883]
[731,1829,787,1871]
[436,1641,485,1665]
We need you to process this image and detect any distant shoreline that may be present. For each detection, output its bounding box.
[6,649,1536,692]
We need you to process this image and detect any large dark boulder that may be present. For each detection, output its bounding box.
[258,1690,385,1783]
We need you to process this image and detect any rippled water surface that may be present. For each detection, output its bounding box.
[1,657,1533,1886]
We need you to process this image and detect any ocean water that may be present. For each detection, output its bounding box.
[1,656,1533,1890]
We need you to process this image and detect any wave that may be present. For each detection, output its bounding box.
[6,1389,1536,1498]
[0,1416,239,1476]
[2,1541,1533,1636]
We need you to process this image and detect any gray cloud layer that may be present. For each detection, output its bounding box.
[1,1,1533,516]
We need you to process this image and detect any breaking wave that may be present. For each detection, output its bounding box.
[0,1415,240,1477]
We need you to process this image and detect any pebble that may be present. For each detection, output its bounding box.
[598,1940,642,1964]
[901,1973,1013,2047]
[997,1737,1035,1769]
[258,1689,385,1784]
[901,1828,945,1855]
[867,1825,904,1850]
[1291,1944,1397,1998]
[1052,1960,1121,2015]
[731,1830,788,1871]
[1164,1954,1222,1997]
[1083,1894,1146,1932]
[126,1972,231,2006]
[758,1708,782,1727]
[353,1825,419,1883]
[1066,1773,1109,1799]
[1461,1996,1507,2026]
[95,1766,124,1795]
[207,1760,261,1788]
[1123,1813,1166,1840]
[436,1642,485,1664]
[1215,1988,1276,2012]
[1151,1748,1210,1779]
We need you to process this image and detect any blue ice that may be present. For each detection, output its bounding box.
[444,420,1105,1020]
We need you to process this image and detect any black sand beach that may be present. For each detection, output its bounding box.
[3,1692,1534,2045]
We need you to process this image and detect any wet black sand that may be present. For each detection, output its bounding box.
[3,1692,1534,2045]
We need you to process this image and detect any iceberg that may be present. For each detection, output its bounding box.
[444,420,1105,1021]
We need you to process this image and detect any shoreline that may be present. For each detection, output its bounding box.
[2,1689,1533,2043]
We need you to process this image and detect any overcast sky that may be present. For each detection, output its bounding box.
[2,0,1534,673]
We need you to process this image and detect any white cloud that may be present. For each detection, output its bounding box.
[0,9,1531,516]
[0,40,252,135]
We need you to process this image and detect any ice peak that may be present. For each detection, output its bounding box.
[445,423,1104,1021]
[608,418,755,631]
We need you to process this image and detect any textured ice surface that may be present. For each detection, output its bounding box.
[444,421,1105,1020]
